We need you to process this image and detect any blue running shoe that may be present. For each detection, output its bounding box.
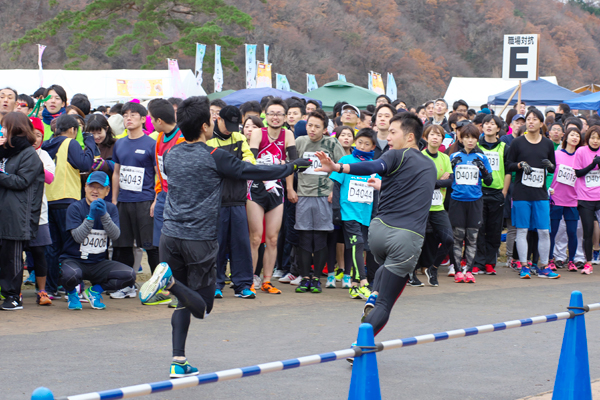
[520,266,531,279]
[361,293,378,322]
[170,360,199,378]
[67,292,82,310]
[24,271,36,286]
[538,267,560,279]
[83,287,106,309]
[234,288,256,299]
[214,288,223,298]
[139,262,173,304]
[137,265,143,274]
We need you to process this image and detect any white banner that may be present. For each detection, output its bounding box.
[502,34,540,80]
[245,44,257,89]
[38,44,46,87]
[338,73,346,82]
[195,43,206,88]
[307,74,318,92]
[276,73,290,91]
[386,73,397,101]
[214,44,223,93]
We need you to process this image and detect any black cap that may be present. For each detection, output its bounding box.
[219,105,242,133]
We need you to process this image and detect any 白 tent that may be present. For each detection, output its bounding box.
[304,80,378,112]
[487,79,581,106]
[220,87,320,107]
[564,91,600,111]
[0,69,206,106]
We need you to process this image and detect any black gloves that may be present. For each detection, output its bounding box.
[451,156,462,168]
[292,158,312,172]
[594,156,600,166]
[541,159,554,170]
[520,161,532,175]
[472,158,488,174]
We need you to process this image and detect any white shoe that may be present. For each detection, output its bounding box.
[253,275,262,288]
[290,275,303,286]
[272,269,284,278]
[447,265,455,277]
[326,274,336,288]
[342,275,351,289]
[279,273,296,283]
[109,285,137,299]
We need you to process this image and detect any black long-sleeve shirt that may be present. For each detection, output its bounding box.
[506,135,556,201]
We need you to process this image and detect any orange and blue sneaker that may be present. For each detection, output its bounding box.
[261,281,281,294]
[538,267,560,279]
[520,266,531,279]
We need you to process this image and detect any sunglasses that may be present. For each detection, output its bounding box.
[456,120,471,128]
[16,102,28,108]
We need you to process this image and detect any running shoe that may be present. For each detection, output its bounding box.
[168,296,178,308]
[137,265,143,274]
[261,282,281,294]
[139,262,173,304]
[83,287,106,310]
[272,269,284,279]
[425,267,439,287]
[279,273,296,283]
[454,271,465,283]
[441,255,450,267]
[335,269,344,282]
[510,260,522,272]
[576,261,585,270]
[1,296,23,310]
[447,265,455,277]
[36,290,52,306]
[472,266,483,275]
[568,261,578,271]
[349,286,361,299]
[253,275,262,288]
[249,283,256,294]
[358,285,371,299]
[290,275,303,285]
[326,274,336,288]
[24,271,36,286]
[311,278,322,293]
[47,291,61,300]
[581,263,593,275]
[342,275,351,289]
[529,263,539,276]
[520,266,531,279]
[464,272,476,283]
[593,250,600,265]
[547,260,557,271]
[538,267,560,279]
[142,293,172,305]
[67,292,82,310]
[295,278,311,293]
[170,360,199,379]
[485,264,497,275]
[109,285,137,299]
[214,288,223,299]
[235,288,256,298]
[555,260,566,269]
[361,294,377,323]
[408,271,424,287]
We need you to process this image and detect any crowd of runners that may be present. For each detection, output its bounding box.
[0,84,598,376]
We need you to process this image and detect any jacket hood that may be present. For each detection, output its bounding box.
[0,136,32,159]
[41,135,69,159]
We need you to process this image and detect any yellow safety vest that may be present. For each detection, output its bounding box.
[45,138,81,202]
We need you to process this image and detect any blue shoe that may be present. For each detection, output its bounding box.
[215,288,223,298]
[67,292,82,310]
[538,267,560,279]
[24,271,36,286]
[170,360,199,378]
[137,265,143,274]
[139,262,173,304]
[234,288,256,299]
[520,266,531,279]
[361,293,377,322]
[83,287,106,309]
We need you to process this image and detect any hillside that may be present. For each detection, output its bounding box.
[2,0,600,105]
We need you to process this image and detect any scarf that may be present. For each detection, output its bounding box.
[42,107,66,126]
[212,123,232,141]
[0,136,32,159]
[352,148,374,161]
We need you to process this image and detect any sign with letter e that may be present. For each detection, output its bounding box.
[502,34,540,80]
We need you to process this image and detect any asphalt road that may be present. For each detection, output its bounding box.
[2,265,600,400]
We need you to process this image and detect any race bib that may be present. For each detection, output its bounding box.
[585,170,600,188]
[556,164,576,187]
[455,164,479,186]
[119,166,145,192]
[521,167,544,188]
[256,153,274,165]
[157,155,167,181]
[484,152,500,172]
[80,229,108,256]
[303,152,327,175]
[431,189,444,206]
[348,179,373,203]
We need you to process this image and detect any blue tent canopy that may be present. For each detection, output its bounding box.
[220,87,321,107]
[564,91,600,111]
[487,79,581,106]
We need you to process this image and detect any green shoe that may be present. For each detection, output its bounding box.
[334,269,344,282]
[311,278,322,293]
[142,293,172,306]
[168,296,178,308]
[295,278,311,293]
[358,285,371,300]
[349,286,361,299]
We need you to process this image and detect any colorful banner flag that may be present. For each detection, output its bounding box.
[167,59,186,98]
[338,73,346,82]
[264,44,269,65]
[116,79,164,97]
[195,43,206,88]
[276,74,291,92]
[214,44,223,93]
[307,74,319,92]
[386,73,397,101]
[370,71,385,95]
[38,44,46,87]
[256,62,272,88]
[245,44,257,89]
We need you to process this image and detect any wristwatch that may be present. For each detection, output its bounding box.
[337,163,344,173]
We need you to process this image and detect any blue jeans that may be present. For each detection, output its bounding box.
[153,190,167,247]
[45,207,70,293]
[216,206,253,292]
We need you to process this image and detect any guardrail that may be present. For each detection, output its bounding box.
[32,291,598,400]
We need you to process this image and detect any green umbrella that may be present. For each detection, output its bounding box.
[304,80,379,112]
[207,89,236,101]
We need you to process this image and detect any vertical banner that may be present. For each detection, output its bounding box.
[276,74,291,92]
[167,59,186,98]
[371,72,385,95]
[368,72,373,91]
[195,43,206,88]
[338,73,346,82]
[37,44,46,88]
[307,74,319,92]
[264,44,269,65]
[386,73,397,101]
[256,62,272,88]
[214,44,223,93]
[245,44,257,89]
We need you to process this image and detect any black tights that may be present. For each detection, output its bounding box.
[113,247,160,273]
[364,267,409,337]
[26,245,47,277]
[298,230,328,278]
[578,203,600,262]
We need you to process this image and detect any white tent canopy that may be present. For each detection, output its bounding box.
[0,69,206,107]
[444,76,558,114]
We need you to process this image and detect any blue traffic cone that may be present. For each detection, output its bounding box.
[552,291,592,400]
[31,387,54,400]
[348,323,381,400]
